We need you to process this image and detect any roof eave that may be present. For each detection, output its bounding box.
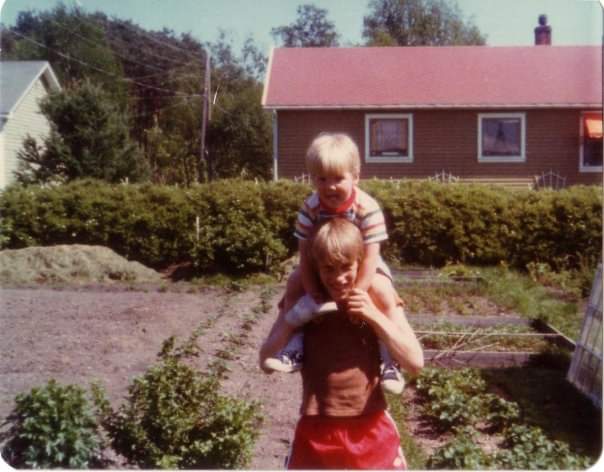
[6,62,61,117]
[263,103,603,110]
[261,48,274,108]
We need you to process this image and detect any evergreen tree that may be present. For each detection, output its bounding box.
[16,80,149,184]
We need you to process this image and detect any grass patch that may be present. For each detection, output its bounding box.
[190,272,279,290]
[386,393,427,469]
[479,266,582,339]
[481,367,602,460]
[394,279,485,315]
[394,264,587,340]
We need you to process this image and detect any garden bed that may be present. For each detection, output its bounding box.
[394,365,600,469]
[0,251,598,469]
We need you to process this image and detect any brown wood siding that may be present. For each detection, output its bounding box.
[276,109,602,185]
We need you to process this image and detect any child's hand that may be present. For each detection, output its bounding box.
[345,288,380,324]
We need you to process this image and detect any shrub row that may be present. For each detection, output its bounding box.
[0,179,600,273]
[0,179,301,273]
[363,180,602,270]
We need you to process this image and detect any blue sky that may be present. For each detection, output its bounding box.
[0,0,602,54]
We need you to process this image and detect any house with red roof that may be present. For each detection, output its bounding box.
[262,21,602,187]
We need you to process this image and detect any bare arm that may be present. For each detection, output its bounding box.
[355,242,380,291]
[346,283,424,375]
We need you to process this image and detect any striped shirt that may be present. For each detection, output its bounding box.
[294,187,388,245]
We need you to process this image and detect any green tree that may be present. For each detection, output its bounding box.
[16,80,149,184]
[363,0,486,46]
[2,5,127,101]
[206,35,272,180]
[271,4,340,47]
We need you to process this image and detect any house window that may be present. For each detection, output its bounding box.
[365,113,413,163]
[580,111,603,173]
[478,113,526,162]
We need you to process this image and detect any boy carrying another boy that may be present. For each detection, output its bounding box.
[259,218,424,469]
[262,132,406,394]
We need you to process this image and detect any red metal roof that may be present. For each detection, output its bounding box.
[262,46,602,109]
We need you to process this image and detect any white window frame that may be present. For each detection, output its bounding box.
[364,113,413,163]
[477,112,526,163]
[579,111,603,173]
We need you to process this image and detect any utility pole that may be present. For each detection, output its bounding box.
[199,52,211,182]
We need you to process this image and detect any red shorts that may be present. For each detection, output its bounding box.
[286,411,406,470]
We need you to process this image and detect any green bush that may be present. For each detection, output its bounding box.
[186,180,288,273]
[495,424,592,470]
[362,180,514,266]
[418,368,593,470]
[94,333,262,469]
[0,179,600,273]
[510,187,603,271]
[416,368,488,428]
[362,180,601,270]
[0,180,194,268]
[427,426,492,469]
[0,380,103,469]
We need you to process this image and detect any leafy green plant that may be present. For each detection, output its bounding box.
[482,393,520,432]
[427,426,491,470]
[94,331,262,469]
[0,380,104,469]
[495,424,592,470]
[419,368,595,470]
[416,368,488,428]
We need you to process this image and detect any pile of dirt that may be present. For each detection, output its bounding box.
[0,245,163,284]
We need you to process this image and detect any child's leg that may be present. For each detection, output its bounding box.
[264,330,305,373]
[265,267,307,373]
[280,266,306,314]
[378,339,405,394]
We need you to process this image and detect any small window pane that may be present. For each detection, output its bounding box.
[482,118,521,156]
[583,138,603,167]
[582,114,603,168]
[370,119,408,157]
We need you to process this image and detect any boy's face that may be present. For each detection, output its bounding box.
[313,170,359,210]
[317,258,359,302]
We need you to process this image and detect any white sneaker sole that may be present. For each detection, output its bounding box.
[263,357,301,373]
[381,379,405,395]
[315,301,338,314]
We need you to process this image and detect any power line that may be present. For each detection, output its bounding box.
[10,29,201,97]
[48,18,205,82]
[102,27,202,67]
[66,1,206,66]
[125,67,201,81]
[110,22,205,64]
[128,96,197,119]
[48,17,165,73]
[128,92,201,100]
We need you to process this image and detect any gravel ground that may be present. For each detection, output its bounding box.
[0,284,299,469]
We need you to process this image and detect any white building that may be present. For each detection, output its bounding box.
[0,61,61,190]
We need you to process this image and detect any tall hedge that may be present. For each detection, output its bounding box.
[0,179,600,273]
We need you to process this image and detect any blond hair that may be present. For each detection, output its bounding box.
[305,133,361,177]
[310,218,364,267]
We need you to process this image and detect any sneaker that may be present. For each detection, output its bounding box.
[263,350,303,373]
[381,363,405,395]
[315,301,338,315]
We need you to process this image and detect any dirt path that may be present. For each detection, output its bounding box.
[0,285,298,469]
